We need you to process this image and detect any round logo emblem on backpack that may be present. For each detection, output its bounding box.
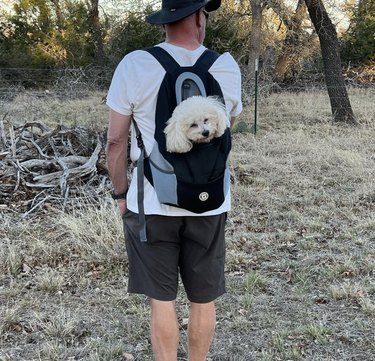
[199,192,209,201]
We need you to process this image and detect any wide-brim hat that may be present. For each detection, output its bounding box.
[146,0,221,25]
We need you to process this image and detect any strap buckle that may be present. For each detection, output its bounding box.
[136,133,144,149]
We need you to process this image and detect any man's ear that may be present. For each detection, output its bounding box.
[195,10,203,28]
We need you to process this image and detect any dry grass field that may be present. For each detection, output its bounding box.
[1,88,374,361]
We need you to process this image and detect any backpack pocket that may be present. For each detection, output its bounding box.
[148,152,179,206]
[145,136,230,213]
[176,173,226,213]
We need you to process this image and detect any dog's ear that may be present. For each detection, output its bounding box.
[164,118,193,153]
[213,104,229,138]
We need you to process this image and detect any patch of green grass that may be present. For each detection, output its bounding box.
[291,269,314,297]
[262,331,303,361]
[232,120,252,134]
[302,323,332,344]
[87,339,129,361]
[244,270,267,293]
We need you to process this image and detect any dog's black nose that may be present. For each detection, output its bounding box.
[202,130,210,137]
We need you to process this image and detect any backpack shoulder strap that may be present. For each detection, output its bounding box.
[144,47,221,73]
[144,46,180,73]
[194,49,221,72]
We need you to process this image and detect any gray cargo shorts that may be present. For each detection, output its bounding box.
[122,210,227,303]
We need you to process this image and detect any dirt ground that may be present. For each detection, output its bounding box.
[1,89,374,360]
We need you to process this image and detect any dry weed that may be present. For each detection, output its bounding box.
[0,88,374,360]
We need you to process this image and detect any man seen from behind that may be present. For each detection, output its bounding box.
[106,1,242,360]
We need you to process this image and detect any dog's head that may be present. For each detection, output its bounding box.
[164,96,229,153]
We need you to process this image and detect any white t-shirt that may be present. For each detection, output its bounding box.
[107,42,242,216]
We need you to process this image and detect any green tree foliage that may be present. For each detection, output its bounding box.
[0,0,99,67]
[105,4,248,67]
[106,6,164,67]
[0,0,50,67]
[205,5,248,59]
[2,0,370,80]
[58,0,94,66]
[342,0,375,65]
[0,0,251,69]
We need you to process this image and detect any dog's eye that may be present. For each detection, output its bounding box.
[190,124,198,128]
[204,119,208,124]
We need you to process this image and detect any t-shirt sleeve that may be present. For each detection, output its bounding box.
[106,53,139,116]
[210,52,243,118]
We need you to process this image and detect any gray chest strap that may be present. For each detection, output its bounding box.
[132,119,147,242]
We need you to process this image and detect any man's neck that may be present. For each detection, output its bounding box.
[165,39,202,51]
[165,18,203,51]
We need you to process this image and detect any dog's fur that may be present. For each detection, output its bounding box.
[164,96,229,153]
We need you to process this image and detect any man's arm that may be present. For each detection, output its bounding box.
[230,117,236,128]
[106,109,132,215]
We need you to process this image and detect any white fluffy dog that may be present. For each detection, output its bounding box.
[164,96,229,153]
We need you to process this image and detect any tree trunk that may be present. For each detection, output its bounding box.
[273,0,307,81]
[87,0,105,67]
[305,0,356,123]
[248,0,265,78]
[50,0,63,29]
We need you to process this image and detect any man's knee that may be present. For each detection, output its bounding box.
[150,298,176,310]
[190,301,216,313]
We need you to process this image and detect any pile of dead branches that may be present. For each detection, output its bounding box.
[345,65,375,85]
[0,119,111,216]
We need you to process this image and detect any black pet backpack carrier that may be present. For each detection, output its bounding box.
[133,46,231,241]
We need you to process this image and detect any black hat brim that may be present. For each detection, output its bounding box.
[146,0,221,25]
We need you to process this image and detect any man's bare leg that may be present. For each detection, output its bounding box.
[150,299,179,361]
[188,302,216,361]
